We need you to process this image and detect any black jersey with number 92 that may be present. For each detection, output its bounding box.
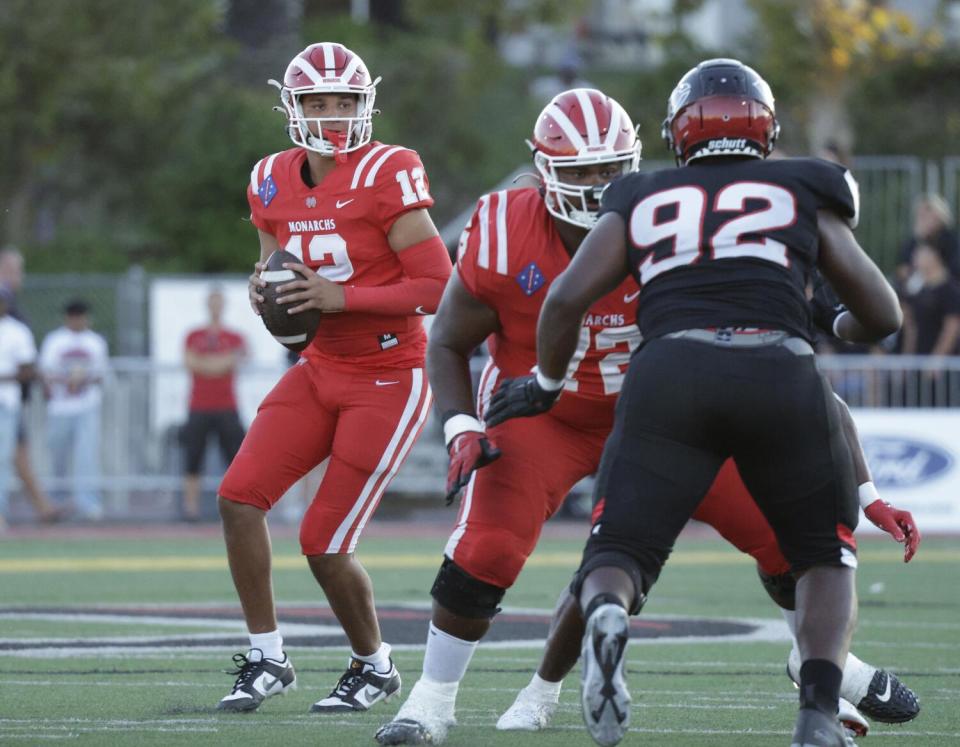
[599,157,859,343]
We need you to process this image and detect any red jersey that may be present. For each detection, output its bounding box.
[185,326,247,411]
[457,187,641,430]
[247,143,435,370]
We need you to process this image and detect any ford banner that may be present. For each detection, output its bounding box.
[852,409,960,533]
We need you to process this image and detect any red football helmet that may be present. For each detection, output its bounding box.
[271,43,380,157]
[662,58,779,165]
[529,88,641,228]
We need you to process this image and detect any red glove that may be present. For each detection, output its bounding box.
[445,431,500,505]
[863,499,921,563]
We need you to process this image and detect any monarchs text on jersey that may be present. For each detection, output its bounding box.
[457,187,641,430]
[599,157,859,342]
[248,142,434,368]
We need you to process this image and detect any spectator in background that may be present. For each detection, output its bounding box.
[0,246,62,523]
[0,286,37,531]
[901,243,960,355]
[897,193,960,286]
[182,287,247,521]
[901,244,960,406]
[39,300,110,521]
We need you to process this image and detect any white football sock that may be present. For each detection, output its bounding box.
[353,641,392,673]
[422,622,478,684]
[248,630,283,662]
[781,608,798,637]
[526,672,562,701]
[783,606,874,704]
[840,651,875,704]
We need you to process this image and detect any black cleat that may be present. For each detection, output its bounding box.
[580,603,631,747]
[374,718,431,745]
[856,669,920,724]
[311,656,401,713]
[790,707,856,747]
[217,649,296,712]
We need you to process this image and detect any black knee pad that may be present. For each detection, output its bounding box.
[430,557,506,620]
[757,566,797,611]
[568,552,649,616]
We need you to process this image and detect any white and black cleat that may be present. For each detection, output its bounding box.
[375,678,457,744]
[787,650,920,725]
[217,649,296,712]
[311,656,401,713]
[581,603,631,747]
[856,668,920,724]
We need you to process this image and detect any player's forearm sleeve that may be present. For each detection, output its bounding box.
[342,236,452,315]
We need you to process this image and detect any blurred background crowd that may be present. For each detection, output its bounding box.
[1,0,959,526]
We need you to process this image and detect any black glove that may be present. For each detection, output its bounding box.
[484,375,561,427]
[446,431,501,505]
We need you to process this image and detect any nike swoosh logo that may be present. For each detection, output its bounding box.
[623,290,640,303]
[336,198,354,208]
[357,683,385,707]
[375,380,400,386]
[415,305,427,315]
[875,674,892,702]
[253,672,279,696]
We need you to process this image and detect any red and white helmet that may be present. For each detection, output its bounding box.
[271,42,380,156]
[529,88,641,228]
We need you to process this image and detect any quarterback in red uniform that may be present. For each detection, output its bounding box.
[216,42,451,715]
[375,89,919,745]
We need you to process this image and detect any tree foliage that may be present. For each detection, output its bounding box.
[742,0,941,152]
[1,0,956,274]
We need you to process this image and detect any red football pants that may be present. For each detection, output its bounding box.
[693,459,792,576]
[445,409,608,588]
[219,358,432,555]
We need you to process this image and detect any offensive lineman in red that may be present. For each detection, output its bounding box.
[375,89,919,745]
[216,43,451,714]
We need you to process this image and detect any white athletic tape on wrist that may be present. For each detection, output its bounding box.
[832,310,850,339]
[858,481,881,510]
[443,414,484,447]
[534,368,565,392]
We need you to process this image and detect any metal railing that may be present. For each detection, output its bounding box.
[817,354,960,408]
[5,354,957,523]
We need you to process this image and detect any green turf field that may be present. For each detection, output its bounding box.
[0,523,958,745]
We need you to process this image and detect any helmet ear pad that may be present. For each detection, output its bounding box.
[670,95,779,164]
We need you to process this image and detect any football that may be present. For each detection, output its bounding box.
[258,249,322,352]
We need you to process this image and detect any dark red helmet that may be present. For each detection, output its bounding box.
[661,58,779,165]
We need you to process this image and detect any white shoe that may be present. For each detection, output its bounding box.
[217,650,297,712]
[375,678,457,745]
[311,656,401,712]
[581,603,631,747]
[788,647,920,724]
[496,685,559,730]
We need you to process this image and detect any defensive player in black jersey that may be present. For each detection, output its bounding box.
[486,59,902,747]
